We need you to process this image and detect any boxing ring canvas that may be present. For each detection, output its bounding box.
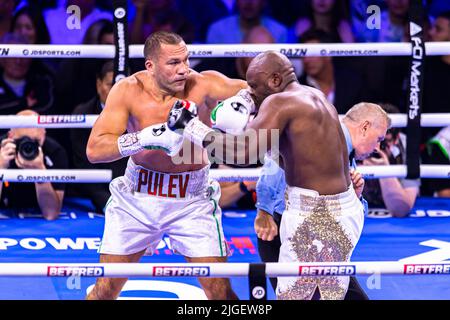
[1,196,450,300]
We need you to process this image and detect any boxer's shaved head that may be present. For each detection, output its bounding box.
[250,51,293,76]
[246,51,297,106]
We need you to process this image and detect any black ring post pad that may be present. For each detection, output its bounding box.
[248,263,267,300]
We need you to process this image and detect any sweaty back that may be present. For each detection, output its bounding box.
[280,86,350,195]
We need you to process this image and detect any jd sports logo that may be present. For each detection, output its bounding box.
[152,125,166,136]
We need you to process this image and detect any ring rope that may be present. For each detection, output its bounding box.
[1,165,449,183]
[0,169,112,183]
[1,113,450,129]
[1,42,450,58]
[0,262,448,277]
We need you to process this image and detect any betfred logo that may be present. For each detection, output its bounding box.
[299,265,356,276]
[47,266,104,276]
[404,264,450,274]
[38,115,86,124]
[152,266,210,277]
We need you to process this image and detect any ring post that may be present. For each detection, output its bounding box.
[248,263,267,300]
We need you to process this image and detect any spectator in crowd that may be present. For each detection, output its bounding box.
[266,0,308,27]
[0,0,16,39]
[353,0,409,42]
[11,4,51,44]
[44,0,112,44]
[298,28,368,114]
[361,103,420,217]
[195,25,275,79]
[0,33,56,123]
[82,17,114,45]
[0,109,68,220]
[176,0,230,42]
[422,11,450,141]
[206,0,288,44]
[294,0,355,43]
[56,19,114,117]
[70,60,127,213]
[53,20,115,166]
[425,126,450,197]
[429,0,450,18]
[129,0,195,44]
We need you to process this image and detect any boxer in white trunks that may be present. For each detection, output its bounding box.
[165,51,390,299]
[85,31,255,300]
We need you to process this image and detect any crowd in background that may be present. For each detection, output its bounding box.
[1,0,450,218]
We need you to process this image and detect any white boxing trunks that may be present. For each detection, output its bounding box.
[277,185,364,300]
[99,158,228,257]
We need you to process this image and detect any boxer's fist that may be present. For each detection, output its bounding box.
[167,100,197,131]
[139,123,184,156]
[211,89,255,134]
[118,122,184,157]
[167,100,214,147]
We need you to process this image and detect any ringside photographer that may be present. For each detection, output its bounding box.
[0,109,68,220]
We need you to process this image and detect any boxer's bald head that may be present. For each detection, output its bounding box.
[246,51,297,107]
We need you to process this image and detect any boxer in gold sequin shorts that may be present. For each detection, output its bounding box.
[276,185,365,300]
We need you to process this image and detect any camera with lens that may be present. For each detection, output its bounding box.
[15,136,40,161]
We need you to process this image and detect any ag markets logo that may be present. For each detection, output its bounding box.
[299,265,356,276]
[47,266,104,276]
[152,266,210,276]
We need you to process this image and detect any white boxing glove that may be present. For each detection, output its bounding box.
[118,122,184,157]
[211,89,255,134]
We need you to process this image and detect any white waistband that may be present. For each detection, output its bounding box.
[285,185,359,213]
[123,158,209,199]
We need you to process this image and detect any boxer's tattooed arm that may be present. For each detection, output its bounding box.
[117,132,143,157]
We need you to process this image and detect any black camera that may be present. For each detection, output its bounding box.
[15,136,40,161]
[380,139,388,151]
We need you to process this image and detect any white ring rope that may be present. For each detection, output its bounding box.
[0,115,98,128]
[211,165,450,181]
[1,165,448,183]
[1,42,450,58]
[1,114,450,129]
[0,262,448,277]
[0,169,112,183]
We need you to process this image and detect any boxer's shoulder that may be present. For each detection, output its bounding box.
[110,72,144,95]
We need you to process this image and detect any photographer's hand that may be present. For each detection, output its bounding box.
[15,146,45,169]
[362,147,389,166]
[0,138,16,169]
